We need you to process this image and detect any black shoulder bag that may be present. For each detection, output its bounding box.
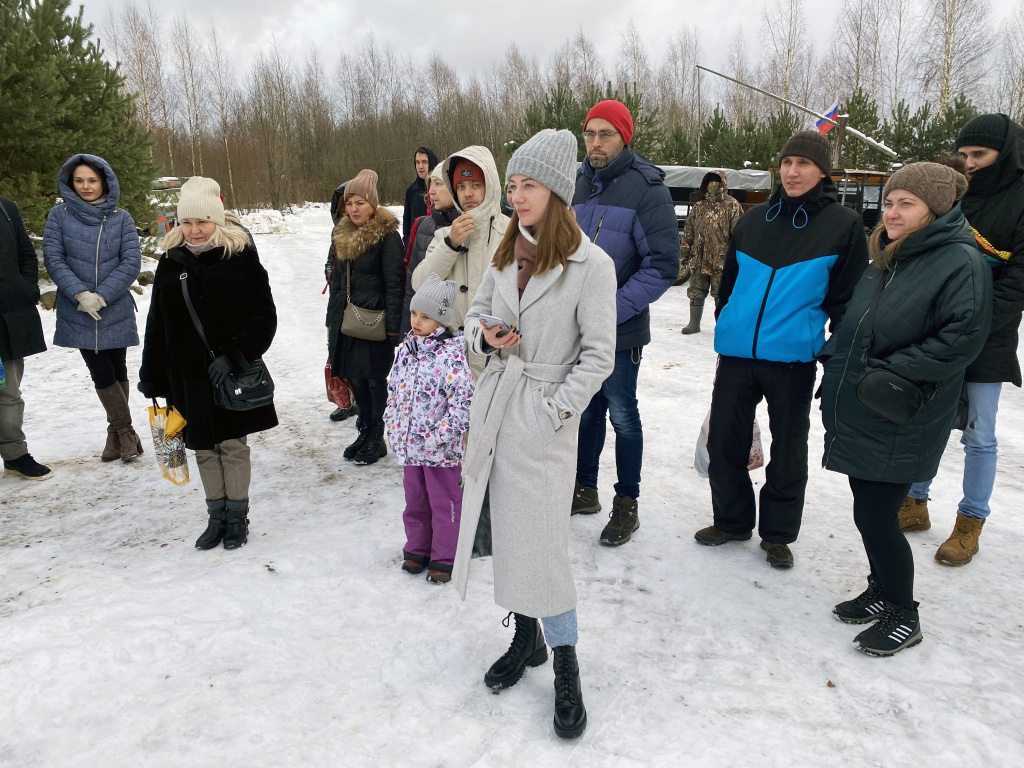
[180,271,275,412]
[854,269,925,424]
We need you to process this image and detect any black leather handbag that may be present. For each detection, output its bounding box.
[181,272,275,412]
[854,270,925,425]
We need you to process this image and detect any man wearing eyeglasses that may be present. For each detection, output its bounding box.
[571,99,680,548]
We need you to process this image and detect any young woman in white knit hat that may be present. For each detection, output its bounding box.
[451,129,618,739]
[139,176,278,551]
[384,273,474,583]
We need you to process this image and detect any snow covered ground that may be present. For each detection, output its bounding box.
[2,205,1022,767]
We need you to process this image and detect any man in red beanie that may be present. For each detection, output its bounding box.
[571,99,680,548]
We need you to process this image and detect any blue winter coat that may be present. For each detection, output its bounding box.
[572,148,680,351]
[43,154,141,350]
[714,180,869,363]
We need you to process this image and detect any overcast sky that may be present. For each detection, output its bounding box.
[80,0,1020,101]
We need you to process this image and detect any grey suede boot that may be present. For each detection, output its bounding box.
[96,383,142,462]
[681,301,703,335]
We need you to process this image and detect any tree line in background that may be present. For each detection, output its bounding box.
[2,0,1021,233]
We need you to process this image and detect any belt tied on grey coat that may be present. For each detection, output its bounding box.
[464,352,575,480]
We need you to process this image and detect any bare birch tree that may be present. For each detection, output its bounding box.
[919,0,992,114]
[171,15,207,174]
[997,3,1024,123]
[762,0,811,101]
[207,28,236,206]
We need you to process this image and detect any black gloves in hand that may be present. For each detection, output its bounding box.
[208,355,234,387]
[138,381,158,399]
[389,334,402,348]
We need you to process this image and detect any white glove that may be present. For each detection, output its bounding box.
[75,291,107,321]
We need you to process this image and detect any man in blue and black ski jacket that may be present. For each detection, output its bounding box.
[570,99,680,546]
[695,130,868,568]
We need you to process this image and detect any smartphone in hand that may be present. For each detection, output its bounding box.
[479,314,513,337]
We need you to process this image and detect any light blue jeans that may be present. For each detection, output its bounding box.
[909,382,1001,519]
[541,609,578,648]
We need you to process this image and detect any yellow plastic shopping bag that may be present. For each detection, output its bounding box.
[147,400,189,485]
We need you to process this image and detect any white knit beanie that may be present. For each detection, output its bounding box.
[177,177,225,226]
[505,129,578,206]
[410,273,457,327]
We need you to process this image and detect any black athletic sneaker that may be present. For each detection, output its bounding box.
[3,453,53,481]
[853,602,923,656]
[833,576,886,624]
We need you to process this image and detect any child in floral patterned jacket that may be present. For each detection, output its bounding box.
[385,273,474,583]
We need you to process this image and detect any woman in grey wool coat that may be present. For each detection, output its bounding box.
[43,154,143,463]
[452,129,617,740]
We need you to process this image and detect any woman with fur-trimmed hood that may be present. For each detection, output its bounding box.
[325,169,406,465]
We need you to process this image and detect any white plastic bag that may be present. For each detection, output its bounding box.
[694,407,763,477]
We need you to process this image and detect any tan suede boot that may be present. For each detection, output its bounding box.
[96,383,143,463]
[935,513,985,566]
[898,497,931,532]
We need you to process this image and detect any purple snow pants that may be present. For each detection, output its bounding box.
[403,465,463,571]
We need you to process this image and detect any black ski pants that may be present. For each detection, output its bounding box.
[848,476,915,609]
[707,355,816,544]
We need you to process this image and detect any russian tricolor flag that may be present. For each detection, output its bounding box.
[817,100,840,134]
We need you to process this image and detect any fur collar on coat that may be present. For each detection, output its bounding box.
[331,206,399,261]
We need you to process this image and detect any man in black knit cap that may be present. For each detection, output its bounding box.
[694,130,868,569]
[900,114,1024,567]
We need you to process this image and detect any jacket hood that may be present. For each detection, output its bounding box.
[767,176,838,212]
[329,180,351,225]
[58,154,119,223]
[416,147,440,172]
[442,146,503,223]
[965,117,1024,199]
[690,170,730,203]
[330,205,399,261]
[888,205,978,264]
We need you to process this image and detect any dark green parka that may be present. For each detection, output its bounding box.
[820,207,992,483]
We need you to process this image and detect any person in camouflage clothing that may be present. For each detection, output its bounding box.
[680,170,744,334]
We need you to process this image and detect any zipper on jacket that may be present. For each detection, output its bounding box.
[487,216,494,244]
[750,267,777,359]
[94,215,106,353]
[592,215,605,244]
[823,264,898,467]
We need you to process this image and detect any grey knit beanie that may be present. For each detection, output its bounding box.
[883,162,968,217]
[780,130,832,174]
[505,128,578,206]
[177,176,225,226]
[410,272,457,327]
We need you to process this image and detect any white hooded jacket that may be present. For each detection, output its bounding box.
[412,145,509,378]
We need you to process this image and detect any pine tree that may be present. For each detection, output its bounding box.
[840,88,886,170]
[0,0,155,233]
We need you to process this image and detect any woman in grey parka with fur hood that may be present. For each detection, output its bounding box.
[43,154,143,462]
[452,130,616,740]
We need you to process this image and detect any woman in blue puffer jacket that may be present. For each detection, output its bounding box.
[43,154,143,462]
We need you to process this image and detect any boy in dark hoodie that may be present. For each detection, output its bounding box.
[403,147,439,245]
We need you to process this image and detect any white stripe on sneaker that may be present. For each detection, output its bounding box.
[888,624,912,641]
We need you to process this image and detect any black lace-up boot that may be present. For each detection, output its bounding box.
[552,645,587,739]
[484,612,548,690]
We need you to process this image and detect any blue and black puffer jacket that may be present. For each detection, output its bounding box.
[573,147,680,351]
[714,179,868,363]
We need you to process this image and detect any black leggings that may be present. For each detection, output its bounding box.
[80,348,128,390]
[349,377,387,424]
[848,476,915,609]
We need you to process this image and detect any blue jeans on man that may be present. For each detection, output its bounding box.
[576,348,643,499]
[909,381,1001,519]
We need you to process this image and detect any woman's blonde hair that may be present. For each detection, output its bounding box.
[493,201,581,276]
[160,219,250,256]
[868,212,936,271]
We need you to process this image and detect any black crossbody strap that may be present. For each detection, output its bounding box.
[180,272,216,360]
[0,201,15,234]
[859,268,890,361]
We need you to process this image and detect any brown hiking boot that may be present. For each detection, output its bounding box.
[935,513,985,566]
[600,495,639,546]
[760,540,794,568]
[898,497,931,532]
